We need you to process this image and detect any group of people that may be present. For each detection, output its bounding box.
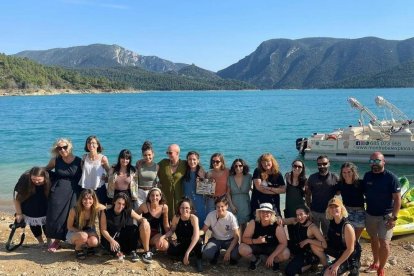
[12,135,401,276]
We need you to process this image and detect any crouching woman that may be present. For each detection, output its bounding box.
[66,189,105,259]
[100,192,153,263]
[323,197,361,276]
[239,203,290,271]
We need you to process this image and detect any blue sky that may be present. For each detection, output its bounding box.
[1,0,413,71]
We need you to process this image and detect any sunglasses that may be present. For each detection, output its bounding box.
[292,164,303,169]
[166,151,174,155]
[369,159,382,164]
[56,145,68,151]
[234,164,243,168]
[212,160,221,164]
[317,162,328,167]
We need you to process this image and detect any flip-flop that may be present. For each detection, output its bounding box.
[47,240,60,253]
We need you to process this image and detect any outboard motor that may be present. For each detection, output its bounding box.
[5,220,26,252]
[295,138,308,155]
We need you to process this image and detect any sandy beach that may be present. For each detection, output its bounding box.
[1,205,414,275]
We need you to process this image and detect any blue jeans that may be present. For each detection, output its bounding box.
[202,237,240,261]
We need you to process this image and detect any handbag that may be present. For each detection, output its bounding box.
[196,178,216,196]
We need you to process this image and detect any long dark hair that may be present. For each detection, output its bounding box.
[184,151,206,181]
[113,149,135,176]
[16,167,50,203]
[290,159,307,189]
[229,158,250,175]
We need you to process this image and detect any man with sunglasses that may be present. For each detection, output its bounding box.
[362,152,401,276]
[305,155,339,236]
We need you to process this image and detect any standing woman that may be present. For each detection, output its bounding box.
[284,159,307,238]
[13,167,51,245]
[227,158,252,235]
[182,151,207,227]
[136,141,159,207]
[107,149,139,209]
[136,187,170,252]
[66,189,105,259]
[45,138,82,252]
[206,153,229,213]
[163,198,203,272]
[337,162,365,240]
[78,135,110,204]
[250,153,286,216]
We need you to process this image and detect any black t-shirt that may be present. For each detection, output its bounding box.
[362,170,400,216]
[337,180,365,208]
[307,171,339,213]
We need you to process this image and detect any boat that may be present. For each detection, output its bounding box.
[296,96,414,164]
[361,177,414,239]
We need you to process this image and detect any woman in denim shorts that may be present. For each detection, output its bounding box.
[337,162,365,240]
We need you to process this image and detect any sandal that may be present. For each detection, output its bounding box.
[47,240,60,253]
[76,249,86,260]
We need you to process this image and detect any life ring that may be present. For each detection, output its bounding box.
[326,134,337,140]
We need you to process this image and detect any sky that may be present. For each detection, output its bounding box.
[1,0,414,72]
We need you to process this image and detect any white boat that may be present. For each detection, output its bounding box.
[296,97,414,164]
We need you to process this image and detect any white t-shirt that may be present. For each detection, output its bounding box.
[204,210,239,240]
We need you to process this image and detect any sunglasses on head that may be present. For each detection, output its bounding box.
[56,145,68,151]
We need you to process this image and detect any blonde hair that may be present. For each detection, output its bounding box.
[257,153,280,181]
[325,204,348,220]
[255,210,277,224]
[51,138,73,157]
[75,189,100,229]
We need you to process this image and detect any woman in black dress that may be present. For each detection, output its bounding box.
[13,167,51,245]
[45,138,82,252]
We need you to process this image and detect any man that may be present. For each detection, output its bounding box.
[157,144,187,218]
[363,152,401,276]
[305,155,339,236]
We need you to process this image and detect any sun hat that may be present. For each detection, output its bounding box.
[256,203,275,213]
[328,197,344,208]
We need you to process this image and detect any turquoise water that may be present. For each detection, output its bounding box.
[1,89,414,200]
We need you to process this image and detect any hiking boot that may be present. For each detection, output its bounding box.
[272,262,280,272]
[377,268,385,276]
[248,257,261,271]
[131,251,140,262]
[196,259,203,272]
[364,263,379,273]
[142,251,153,264]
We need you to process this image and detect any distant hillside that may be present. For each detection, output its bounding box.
[218,37,414,89]
[177,64,221,80]
[0,54,126,93]
[14,44,188,73]
[75,65,255,91]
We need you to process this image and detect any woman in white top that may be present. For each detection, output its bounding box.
[78,135,110,204]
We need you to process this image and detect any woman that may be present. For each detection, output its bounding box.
[162,198,203,272]
[337,162,365,240]
[66,189,105,259]
[239,203,290,272]
[283,205,327,276]
[284,159,307,239]
[107,149,139,209]
[100,192,152,263]
[251,153,286,216]
[182,151,207,228]
[13,167,50,245]
[78,135,110,204]
[206,153,229,213]
[45,138,82,252]
[136,187,170,252]
[323,197,361,276]
[227,158,252,235]
[201,196,240,265]
[136,141,159,206]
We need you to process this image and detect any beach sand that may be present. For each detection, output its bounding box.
[1,205,414,275]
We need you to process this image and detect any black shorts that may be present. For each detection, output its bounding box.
[250,243,277,256]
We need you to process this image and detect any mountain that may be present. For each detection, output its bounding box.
[218,37,414,89]
[14,44,188,73]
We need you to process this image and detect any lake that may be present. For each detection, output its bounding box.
[1,88,413,201]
